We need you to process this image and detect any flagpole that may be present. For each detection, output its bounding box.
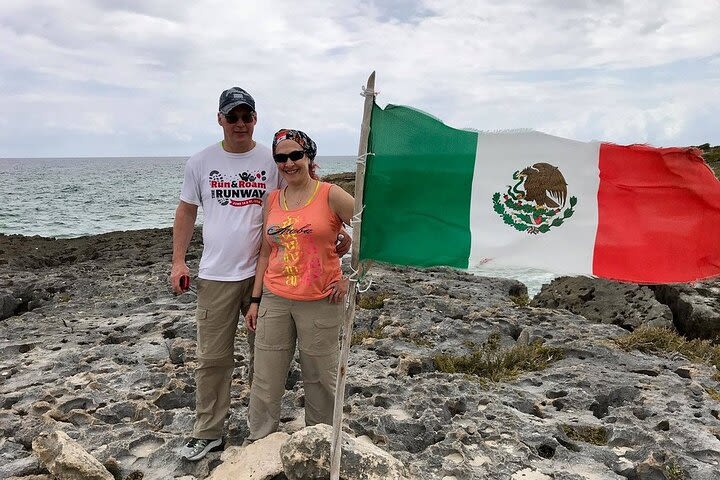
[330,71,376,480]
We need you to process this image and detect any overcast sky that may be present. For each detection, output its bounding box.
[1,0,719,158]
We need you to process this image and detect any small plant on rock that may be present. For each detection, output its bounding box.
[705,387,720,402]
[561,424,609,445]
[407,332,433,347]
[351,323,388,345]
[664,458,687,480]
[614,326,720,371]
[509,293,530,306]
[357,291,390,309]
[433,334,563,382]
[58,293,72,302]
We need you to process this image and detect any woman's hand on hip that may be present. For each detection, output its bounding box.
[245,304,259,332]
[324,277,350,303]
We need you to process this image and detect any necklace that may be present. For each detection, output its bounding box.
[281,180,320,210]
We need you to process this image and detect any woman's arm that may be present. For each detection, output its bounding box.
[325,185,356,303]
[331,186,354,255]
[328,184,355,225]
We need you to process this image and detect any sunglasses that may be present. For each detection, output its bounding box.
[224,111,255,124]
[273,150,305,163]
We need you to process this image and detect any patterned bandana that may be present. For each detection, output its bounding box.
[272,129,317,160]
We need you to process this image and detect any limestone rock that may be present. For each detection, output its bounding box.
[6,476,54,480]
[280,424,410,480]
[32,430,113,480]
[0,454,43,479]
[207,432,289,480]
[4,228,720,479]
[510,468,552,479]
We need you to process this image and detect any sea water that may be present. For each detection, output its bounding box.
[0,156,354,238]
[0,156,556,294]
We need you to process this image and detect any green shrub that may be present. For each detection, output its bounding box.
[701,147,720,179]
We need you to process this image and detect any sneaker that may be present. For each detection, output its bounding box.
[180,437,224,461]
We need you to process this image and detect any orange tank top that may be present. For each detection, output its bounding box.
[263,181,343,300]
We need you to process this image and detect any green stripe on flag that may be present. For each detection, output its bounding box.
[359,103,479,268]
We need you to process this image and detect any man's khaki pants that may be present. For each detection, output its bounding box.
[247,290,343,441]
[192,277,254,439]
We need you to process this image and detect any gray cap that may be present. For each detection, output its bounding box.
[219,87,256,114]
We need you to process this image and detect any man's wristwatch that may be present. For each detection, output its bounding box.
[250,296,262,304]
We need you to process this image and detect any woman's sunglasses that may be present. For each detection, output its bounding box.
[224,111,255,124]
[273,150,305,163]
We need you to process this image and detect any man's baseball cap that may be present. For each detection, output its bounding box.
[219,87,255,114]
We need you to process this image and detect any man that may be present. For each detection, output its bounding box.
[171,87,349,461]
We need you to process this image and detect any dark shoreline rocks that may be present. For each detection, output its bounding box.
[532,276,720,341]
[1,226,720,479]
[321,172,355,196]
[530,277,674,331]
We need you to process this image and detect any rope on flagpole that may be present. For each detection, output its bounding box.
[346,204,372,292]
[347,264,372,293]
[350,204,364,228]
[361,86,379,98]
[356,152,374,167]
[357,277,372,293]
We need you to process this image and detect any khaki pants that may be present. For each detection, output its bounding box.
[247,290,343,441]
[192,277,255,439]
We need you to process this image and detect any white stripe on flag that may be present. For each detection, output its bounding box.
[469,131,601,275]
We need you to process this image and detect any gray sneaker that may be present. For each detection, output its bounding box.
[180,437,224,461]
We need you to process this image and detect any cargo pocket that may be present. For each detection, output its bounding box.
[255,306,268,342]
[312,301,343,329]
[195,307,210,357]
[311,302,343,354]
[196,307,230,359]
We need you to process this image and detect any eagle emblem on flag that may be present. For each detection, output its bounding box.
[492,162,577,234]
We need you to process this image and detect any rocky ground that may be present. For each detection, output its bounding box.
[1,226,720,479]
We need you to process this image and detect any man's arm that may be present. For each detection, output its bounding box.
[245,200,272,332]
[170,200,198,294]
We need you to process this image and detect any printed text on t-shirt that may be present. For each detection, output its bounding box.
[209,169,268,207]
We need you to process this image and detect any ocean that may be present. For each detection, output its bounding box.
[0,155,556,294]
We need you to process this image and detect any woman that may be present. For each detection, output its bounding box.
[244,129,355,442]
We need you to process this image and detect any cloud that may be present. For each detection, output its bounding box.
[0,0,719,157]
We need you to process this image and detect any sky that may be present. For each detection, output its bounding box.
[1,0,719,158]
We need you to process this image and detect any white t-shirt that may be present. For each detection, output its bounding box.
[180,142,281,281]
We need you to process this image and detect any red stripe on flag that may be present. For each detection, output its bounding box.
[594,143,720,283]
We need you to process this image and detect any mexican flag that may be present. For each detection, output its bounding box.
[359,103,720,284]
